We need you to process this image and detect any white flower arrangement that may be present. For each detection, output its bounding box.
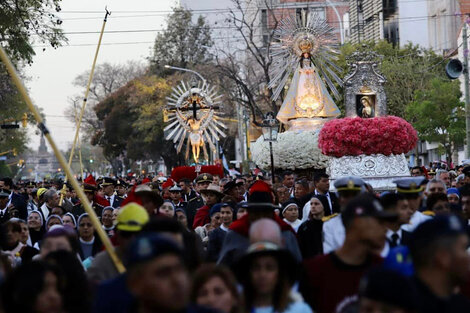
[251,129,330,170]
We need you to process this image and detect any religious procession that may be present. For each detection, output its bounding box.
[2,0,470,313]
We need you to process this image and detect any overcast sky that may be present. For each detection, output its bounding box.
[25,0,176,150]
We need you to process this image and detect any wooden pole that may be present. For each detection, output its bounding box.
[0,44,126,274]
[59,8,110,205]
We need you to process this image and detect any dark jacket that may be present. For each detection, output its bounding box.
[9,192,28,220]
[207,227,228,262]
[217,214,302,266]
[297,218,323,259]
[185,196,205,229]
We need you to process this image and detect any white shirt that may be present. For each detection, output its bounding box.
[322,214,345,253]
[40,203,50,219]
[386,228,404,245]
[105,194,115,206]
[220,224,229,232]
[401,211,432,232]
[323,214,389,257]
[283,218,302,233]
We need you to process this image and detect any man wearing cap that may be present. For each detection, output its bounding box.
[217,180,302,266]
[101,177,123,208]
[301,194,393,313]
[394,177,432,232]
[409,215,470,312]
[116,178,128,198]
[207,203,233,262]
[93,234,215,313]
[87,203,150,283]
[193,183,224,229]
[169,185,187,210]
[322,176,365,254]
[72,180,106,218]
[185,173,213,228]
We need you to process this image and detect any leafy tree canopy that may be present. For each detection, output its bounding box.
[405,78,465,164]
[149,7,213,75]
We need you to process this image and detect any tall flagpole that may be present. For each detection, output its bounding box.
[0,45,126,274]
[59,8,110,205]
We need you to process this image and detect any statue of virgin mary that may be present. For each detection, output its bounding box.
[268,11,342,130]
[276,38,340,126]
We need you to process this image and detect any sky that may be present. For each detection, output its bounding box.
[25,0,176,151]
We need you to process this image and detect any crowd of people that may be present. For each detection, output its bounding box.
[0,165,470,313]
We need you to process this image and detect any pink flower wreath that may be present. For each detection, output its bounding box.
[318,116,418,157]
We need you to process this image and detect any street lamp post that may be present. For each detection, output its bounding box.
[262,112,278,185]
[164,65,207,88]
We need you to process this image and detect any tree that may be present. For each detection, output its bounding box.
[0,0,66,64]
[149,7,213,75]
[405,78,465,165]
[92,74,187,172]
[64,61,146,140]
[1,0,66,174]
[214,0,280,125]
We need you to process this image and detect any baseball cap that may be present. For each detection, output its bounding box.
[117,203,150,232]
[127,233,183,267]
[0,189,10,198]
[410,215,467,250]
[342,194,398,227]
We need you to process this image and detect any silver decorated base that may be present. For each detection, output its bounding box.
[327,153,411,191]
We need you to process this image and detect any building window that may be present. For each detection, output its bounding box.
[296,7,326,21]
[309,7,326,20]
[261,9,268,31]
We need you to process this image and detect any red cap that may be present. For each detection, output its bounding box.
[83,175,97,187]
[161,178,175,190]
[248,180,271,195]
[141,177,151,184]
[248,180,274,204]
[121,185,144,207]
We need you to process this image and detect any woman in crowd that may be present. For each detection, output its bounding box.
[2,220,38,264]
[46,215,63,231]
[195,204,222,247]
[112,208,120,224]
[101,206,115,237]
[39,226,79,260]
[236,203,248,220]
[62,212,77,229]
[1,261,64,313]
[281,201,302,232]
[77,213,102,261]
[159,200,176,218]
[45,250,92,313]
[15,219,31,246]
[191,264,241,313]
[27,211,45,246]
[176,208,190,230]
[297,195,327,259]
[235,241,312,313]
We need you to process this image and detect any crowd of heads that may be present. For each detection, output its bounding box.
[0,164,469,313]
